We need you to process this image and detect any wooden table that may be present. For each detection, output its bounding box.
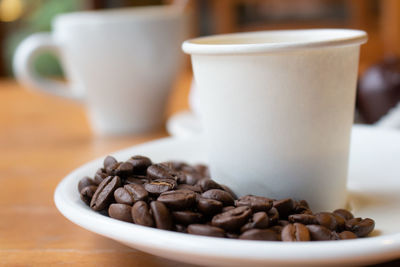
[0,71,398,266]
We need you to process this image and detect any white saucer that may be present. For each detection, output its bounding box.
[166,111,202,137]
[54,125,400,266]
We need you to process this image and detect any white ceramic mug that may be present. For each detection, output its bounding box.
[14,6,188,135]
[183,29,367,211]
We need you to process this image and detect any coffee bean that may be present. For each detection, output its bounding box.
[225,232,239,239]
[144,179,177,195]
[104,155,118,169]
[220,184,238,199]
[161,161,187,171]
[124,176,148,185]
[127,156,152,174]
[187,224,225,238]
[293,200,311,214]
[108,203,132,222]
[202,189,234,206]
[125,184,148,202]
[270,225,283,236]
[181,171,202,185]
[333,209,354,221]
[175,224,187,233]
[338,231,358,240]
[273,198,294,219]
[147,164,179,180]
[193,164,210,177]
[94,168,108,185]
[306,225,333,241]
[222,206,235,212]
[345,218,375,237]
[315,212,339,231]
[211,206,252,232]
[239,229,279,241]
[172,211,203,225]
[268,207,279,225]
[197,198,223,216]
[150,201,173,230]
[278,220,290,227]
[198,178,223,192]
[240,211,269,233]
[131,201,154,227]
[281,223,310,241]
[90,176,121,211]
[235,195,273,212]
[114,162,134,177]
[78,177,95,192]
[80,185,97,205]
[114,187,133,205]
[157,190,196,210]
[177,184,202,193]
[288,214,317,225]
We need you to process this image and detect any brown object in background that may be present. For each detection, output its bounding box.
[357,57,400,123]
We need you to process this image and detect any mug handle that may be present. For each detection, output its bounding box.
[13,33,83,100]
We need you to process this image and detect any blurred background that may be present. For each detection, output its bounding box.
[1,0,400,124]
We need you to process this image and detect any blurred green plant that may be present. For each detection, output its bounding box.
[5,0,84,76]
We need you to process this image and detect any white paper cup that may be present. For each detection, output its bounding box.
[183,29,367,211]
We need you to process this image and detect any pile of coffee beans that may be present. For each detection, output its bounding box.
[78,155,375,241]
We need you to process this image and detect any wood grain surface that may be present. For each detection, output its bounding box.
[0,71,398,266]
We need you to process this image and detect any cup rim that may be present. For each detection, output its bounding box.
[182,29,367,55]
[53,5,182,26]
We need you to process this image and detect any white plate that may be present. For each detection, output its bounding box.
[166,111,202,138]
[54,125,400,266]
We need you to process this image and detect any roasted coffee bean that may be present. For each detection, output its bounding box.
[90,176,121,211]
[80,185,97,205]
[211,206,252,232]
[281,223,310,241]
[127,156,152,174]
[114,162,134,177]
[175,224,187,233]
[78,177,95,192]
[104,155,118,169]
[226,232,239,239]
[131,201,154,227]
[125,184,148,202]
[124,176,148,185]
[278,220,290,227]
[94,168,108,185]
[345,218,375,237]
[108,203,132,222]
[198,178,223,192]
[315,212,345,231]
[333,209,354,221]
[114,184,148,205]
[270,225,283,235]
[268,207,279,225]
[183,171,203,185]
[220,184,237,199]
[240,211,269,233]
[306,225,333,241]
[338,231,357,240]
[144,179,177,195]
[273,198,294,219]
[235,195,273,212]
[150,201,173,230]
[293,200,311,214]
[157,190,196,210]
[289,214,317,225]
[161,161,187,171]
[177,184,202,193]
[147,164,178,180]
[202,189,234,206]
[222,206,235,212]
[239,229,279,241]
[172,211,203,225]
[193,164,210,177]
[197,198,223,216]
[187,224,225,237]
